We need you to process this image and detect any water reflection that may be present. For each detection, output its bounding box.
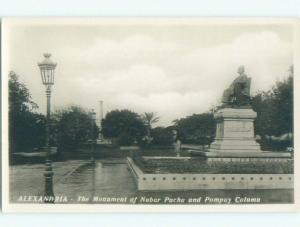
[54,159,137,203]
[91,162,95,199]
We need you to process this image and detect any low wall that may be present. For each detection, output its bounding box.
[127,158,293,191]
[206,157,291,163]
[189,150,292,163]
[142,156,191,160]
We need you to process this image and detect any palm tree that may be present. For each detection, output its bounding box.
[142,112,159,129]
[141,112,159,144]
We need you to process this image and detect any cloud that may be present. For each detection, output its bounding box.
[62,34,184,75]
[8,24,293,126]
[177,31,292,93]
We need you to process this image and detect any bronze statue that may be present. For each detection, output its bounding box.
[222,66,251,107]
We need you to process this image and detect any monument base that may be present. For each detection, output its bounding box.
[210,138,261,153]
[210,107,262,153]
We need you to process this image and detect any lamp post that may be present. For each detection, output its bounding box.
[38,53,57,203]
[98,100,104,141]
[90,109,96,164]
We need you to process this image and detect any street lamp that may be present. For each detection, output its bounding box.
[89,109,96,164]
[38,53,57,203]
[98,100,104,141]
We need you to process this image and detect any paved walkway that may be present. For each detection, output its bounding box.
[9,160,89,202]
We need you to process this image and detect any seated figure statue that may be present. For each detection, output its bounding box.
[222,66,251,108]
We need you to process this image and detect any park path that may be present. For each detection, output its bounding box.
[9,160,90,202]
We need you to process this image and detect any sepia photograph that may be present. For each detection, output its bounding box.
[1,18,298,212]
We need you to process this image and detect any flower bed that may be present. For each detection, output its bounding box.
[133,156,293,174]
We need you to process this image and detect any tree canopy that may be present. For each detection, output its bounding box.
[150,126,174,146]
[9,71,46,153]
[142,112,159,128]
[252,67,293,137]
[102,109,147,145]
[173,112,216,145]
[52,106,98,151]
[251,66,293,150]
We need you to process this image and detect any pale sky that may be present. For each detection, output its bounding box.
[5,20,293,126]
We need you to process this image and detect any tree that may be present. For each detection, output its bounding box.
[151,127,174,146]
[102,109,147,145]
[141,112,160,145]
[174,112,216,145]
[9,71,38,113]
[9,71,46,153]
[142,112,159,128]
[52,106,98,151]
[251,66,293,150]
[271,68,293,134]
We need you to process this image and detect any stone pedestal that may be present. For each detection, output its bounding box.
[210,108,261,153]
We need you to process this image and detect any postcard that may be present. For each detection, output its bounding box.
[1,18,299,212]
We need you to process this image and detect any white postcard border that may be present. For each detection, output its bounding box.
[2,17,300,212]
